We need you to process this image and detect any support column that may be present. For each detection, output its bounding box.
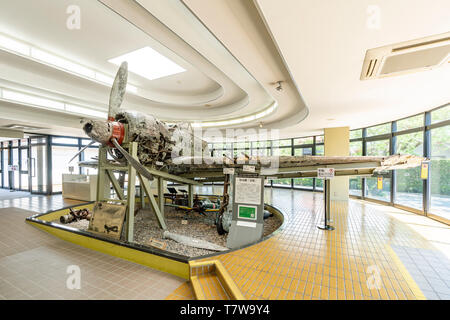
[324,127,350,201]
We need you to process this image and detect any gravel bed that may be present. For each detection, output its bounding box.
[53,206,282,258]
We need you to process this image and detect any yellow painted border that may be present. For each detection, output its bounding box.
[26,220,189,280]
[385,245,426,300]
[189,260,245,300]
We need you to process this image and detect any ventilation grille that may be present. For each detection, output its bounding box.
[361,32,450,80]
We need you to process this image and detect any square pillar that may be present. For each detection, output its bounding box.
[324,127,349,201]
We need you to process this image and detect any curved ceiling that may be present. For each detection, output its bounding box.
[0,0,306,137]
[0,0,448,139]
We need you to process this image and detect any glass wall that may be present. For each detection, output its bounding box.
[395,131,423,209]
[52,145,80,192]
[31,137,48,194]
[0,104,448,223]
[365,139,390,202]
[2,142,9,189]
[430,113,450,220]
[209,104,450,223]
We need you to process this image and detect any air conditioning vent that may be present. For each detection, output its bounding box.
[365,58,378,77]
[361,32,450,80]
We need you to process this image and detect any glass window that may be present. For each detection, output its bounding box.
[350,141,363,156]
[234,141,250,149]
[273,147,291,156]
[350,129,362,140]
[20,138,28,146]
[253,141,269,148]
[52,137,78,145]
[397,114,424,131]
[315,178,323,190]
[294,147,312,156]
[395,132,423,209]
[315,136,324,143]
[366,139,390,202]
[251,148,269,156]
[12,140,19,147]
[82,139,99,146]
[30,138,47,193]
[272,178,291,187]
[2,148,9,188]
[366,139,389,156]
[315,145,324,156]
[273,139,291,147]
[366,177,391,202]
[430,125,450,220]
[12,148,19,189]
[81,147,98,175]
[349,177,362,196]
[31,137,47,145]
[294,137,313,145]
[52,146,80,192]
[431,105,450,124]
[366,123,390,137]
[294,178,313,189]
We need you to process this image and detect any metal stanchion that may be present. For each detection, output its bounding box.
[317,179,334,230]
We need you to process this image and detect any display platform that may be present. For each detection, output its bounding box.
[25,200,285,279]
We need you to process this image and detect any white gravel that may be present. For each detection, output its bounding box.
[54,206,282,258]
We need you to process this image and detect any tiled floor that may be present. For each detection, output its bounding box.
[0,205,185,300]
[167,188,450,300]
[1,187,449,300]
[0,189,83,212]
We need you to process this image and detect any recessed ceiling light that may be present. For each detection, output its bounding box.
[108,47,186,81]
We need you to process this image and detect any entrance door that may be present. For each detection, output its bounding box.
[30,137,48,194]
[19,146,30,191]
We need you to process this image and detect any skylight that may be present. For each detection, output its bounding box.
[108,47,186,81]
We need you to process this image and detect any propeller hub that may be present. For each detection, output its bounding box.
[82,120,124,146]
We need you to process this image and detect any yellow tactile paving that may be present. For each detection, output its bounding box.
[166,190,448,300]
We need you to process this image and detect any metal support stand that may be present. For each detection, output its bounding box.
[140,185,145,209]
[93,135,200,238]
[158,177,165,213]
[188,184,194,208]
[317,179,334,230]
[125,142,137,242]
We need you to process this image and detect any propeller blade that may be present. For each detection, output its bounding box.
[110,138,154,181]
[69,140,96,163]
[108,61,128,120]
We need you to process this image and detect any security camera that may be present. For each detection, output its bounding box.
[275,81,283,92]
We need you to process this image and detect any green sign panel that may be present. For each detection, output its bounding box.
[238,205,257,220]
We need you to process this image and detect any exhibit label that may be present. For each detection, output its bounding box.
[234,177,262,205]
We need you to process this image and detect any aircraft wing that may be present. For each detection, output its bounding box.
[78,154,424,183]
[169,154,425,182]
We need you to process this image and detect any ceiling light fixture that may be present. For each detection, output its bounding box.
[189,101,277,128]
[0,33,138,94]
[2,89,65,110]
[0,87,106,119]
[109,47,186,81]
[0,34,30,56]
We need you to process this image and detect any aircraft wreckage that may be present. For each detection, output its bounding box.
[70,62,425,252]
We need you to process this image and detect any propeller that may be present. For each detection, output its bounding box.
[110,138,154,181]
[70,61,154,180]
[108,61,128,120]
[68,140,96,163]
